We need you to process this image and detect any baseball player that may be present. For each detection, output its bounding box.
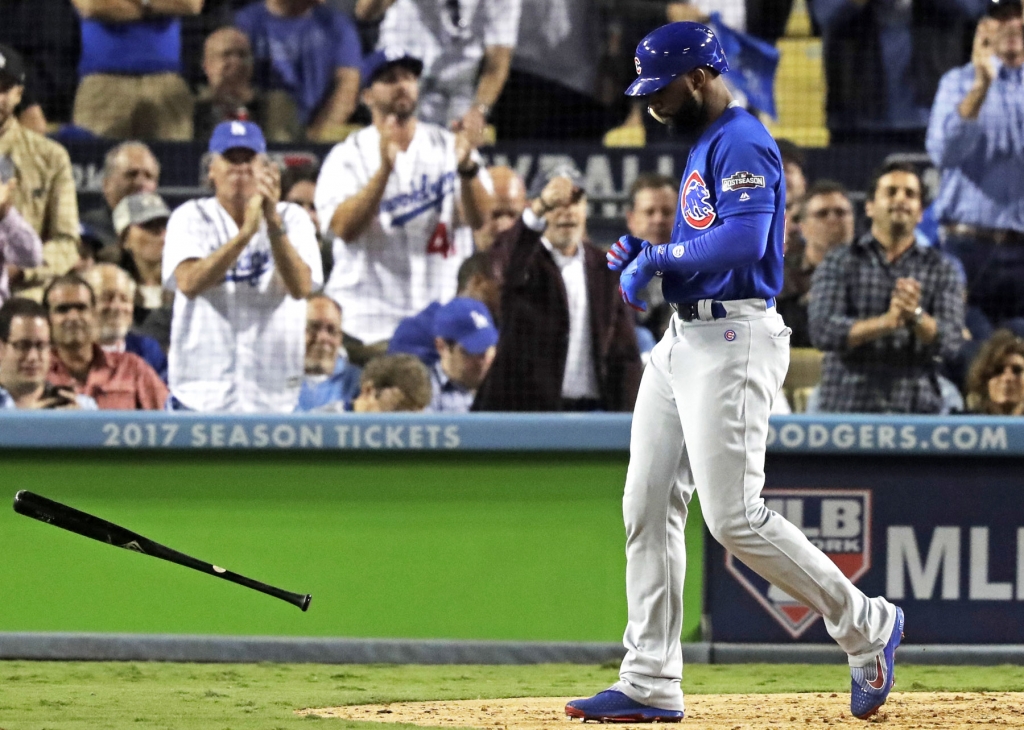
[565,23,903,723]
[315,48,492,352]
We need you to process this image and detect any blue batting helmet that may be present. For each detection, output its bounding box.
[626,22,729,97]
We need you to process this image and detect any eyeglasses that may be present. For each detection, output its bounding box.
[5,340,50,354]
[51,302,90,315]
[808,208,852,220]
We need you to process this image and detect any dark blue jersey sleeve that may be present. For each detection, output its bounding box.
[643,212,772,275]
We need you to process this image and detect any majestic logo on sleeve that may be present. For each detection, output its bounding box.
[681,171,716,230]
[722,171,766,192]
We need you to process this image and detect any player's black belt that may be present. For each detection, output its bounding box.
[672,297,775,322]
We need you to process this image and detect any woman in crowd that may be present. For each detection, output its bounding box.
[965,330,1024,416]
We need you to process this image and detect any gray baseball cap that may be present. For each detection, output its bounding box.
[113,192,171,237]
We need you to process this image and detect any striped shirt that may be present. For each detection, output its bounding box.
[0,118,80,300]
[427,360,475,413]
[926,61,1024,233]
[808,235,965,414]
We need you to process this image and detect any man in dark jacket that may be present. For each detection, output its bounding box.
[473,163,642,412]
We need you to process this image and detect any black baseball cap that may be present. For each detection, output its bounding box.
[987,0,1022,18]
[0,44,26,87]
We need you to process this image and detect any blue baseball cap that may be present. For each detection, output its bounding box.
[626,22,729,97]
[361,47,424,89]
[209,120,267,155]
[434,298,498,356]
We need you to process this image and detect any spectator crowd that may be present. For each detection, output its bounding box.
[2,0,1024,419]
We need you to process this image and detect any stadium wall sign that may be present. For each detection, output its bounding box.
[0,413,1021,454]
[706,452,1024,644]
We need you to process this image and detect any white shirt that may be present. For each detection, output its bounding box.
[162,198,324,413]
[377,0,522,123]
[315,122,488,344]
[539,236,599,400]
[511,0,596,96]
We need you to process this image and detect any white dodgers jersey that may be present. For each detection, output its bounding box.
[315,122,484,344]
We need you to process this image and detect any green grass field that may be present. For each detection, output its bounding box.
[2,661,1024,730]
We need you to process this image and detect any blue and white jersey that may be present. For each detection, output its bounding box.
[316,122,490,343]
[162,198,324,413]
[663,104,785,303]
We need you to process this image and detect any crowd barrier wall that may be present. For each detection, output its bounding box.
[0,414,1019,646]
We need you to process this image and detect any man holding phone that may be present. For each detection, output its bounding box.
[927,0,1024,340]
[0,297,96,409]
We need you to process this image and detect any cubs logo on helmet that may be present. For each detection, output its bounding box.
[634,56,642,75]
[726,489,872,638]
[681,170,716,230]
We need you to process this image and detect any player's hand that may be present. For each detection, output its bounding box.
[971,18,999,87]
[607,234,649,271]
[0,179,16,220]
[256,160,283,228]
[240,193,265,240]
[619,253,654,312]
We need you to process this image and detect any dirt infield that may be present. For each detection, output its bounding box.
[301,692,1024,729]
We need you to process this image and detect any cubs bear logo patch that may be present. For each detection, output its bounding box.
[681,171,716,230]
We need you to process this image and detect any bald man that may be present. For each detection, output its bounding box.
[475,165,527,251]
[82,263,167,381]
[194,27,282,142]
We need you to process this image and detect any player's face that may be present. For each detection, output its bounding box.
[543,195,588,251]
[865,171,922,237]
[369,66,420,120]
[646,72,706,132]
[93,276,135,344]
[210,148,261,202]
[0,316,51,392]
[305,298,342,374]
[47,284,96,348]
[106,146,160,207]
[626,186,676,245]
[801,192,854,253]
[286,180,320,232]
[988,353,1024,410]
[439,340,495,391]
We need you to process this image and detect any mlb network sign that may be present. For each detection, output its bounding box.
[710,486,1024,643]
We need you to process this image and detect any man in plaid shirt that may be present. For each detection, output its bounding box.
[809,162,965,413]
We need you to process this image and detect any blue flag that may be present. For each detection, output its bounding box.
[709,13,781,119]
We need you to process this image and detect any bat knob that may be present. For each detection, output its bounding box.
[300,594,312,612]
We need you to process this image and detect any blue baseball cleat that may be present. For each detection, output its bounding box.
[850,607,905,719]
[565,690,684,723]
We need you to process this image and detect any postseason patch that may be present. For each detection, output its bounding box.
[722,171,766,193]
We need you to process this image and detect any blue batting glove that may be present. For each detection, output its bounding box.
[618,250,655,312]
[607,234,649,271]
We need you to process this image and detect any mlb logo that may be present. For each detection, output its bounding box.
[725,489,872,638]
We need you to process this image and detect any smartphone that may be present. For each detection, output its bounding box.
[40,383,77,409]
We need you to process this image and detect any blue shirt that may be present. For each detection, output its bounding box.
[427,362,475,413]
[662,104,785,303]
[295,355,362,412]
[78,17,181,76]
[125,331,167,383]
[234,2,362,124]
[926,61,1024,233]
